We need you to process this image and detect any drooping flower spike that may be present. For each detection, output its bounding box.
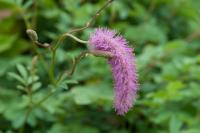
[89,28,138,115]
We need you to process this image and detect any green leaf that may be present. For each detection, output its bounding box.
[32,82,42,92]
[12,112,25,128]
[71,85,112,105]
[169,115,182,133]
[8,72,26,85]
[16,85,25,91]
[64,80,78,84]
[16,64,28,80]
[125,21,166,44]
[0,35,16,53]
[23,0,33,9]
[0,101,5,113]
[2,39,30,56]
[47,123,99,133]
[15,0,23,6]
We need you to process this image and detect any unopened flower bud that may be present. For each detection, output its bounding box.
[43,43,50,47]
[26,29,38,41]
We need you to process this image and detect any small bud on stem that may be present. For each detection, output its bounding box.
[26,29,51,49]
[26,29,38,42]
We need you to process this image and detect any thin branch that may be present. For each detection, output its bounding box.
[68,51,88,77]
[90,50,114,58]
[35,41,51,48]
[27,0,114,50]
[31,0,38,29]
[52,0,114,50]
[26,29,51,49]
[34,89,56,107]
[53,33,88,50]
[186,29,200,42]
[68,50,114,77]
[68,0,114,34]
[63,33,88,44]
[17,7,30,29]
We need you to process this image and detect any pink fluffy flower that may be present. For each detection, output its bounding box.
[89,28,138,115]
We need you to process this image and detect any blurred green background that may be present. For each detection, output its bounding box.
[0,0,200,133]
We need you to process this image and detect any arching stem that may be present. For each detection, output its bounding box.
[53,33,88,51]
[69,50,114,77]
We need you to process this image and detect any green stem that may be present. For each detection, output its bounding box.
[15,6,30,29]
[49,34,87,84]
[31,42,53,83]
[34,89,56,107]
[49,49,56,85]
[28,88,33,105]
[53,33,87,52]
[55,72,65,85]
[31,0,38,29]
[19,106,32,133]
[19,87,56,133]
[19,87,33,133]
[69,50,113,77]
[69,51,89,77]
[67,0,114,34]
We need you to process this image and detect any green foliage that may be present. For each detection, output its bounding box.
[0,0,200,133]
